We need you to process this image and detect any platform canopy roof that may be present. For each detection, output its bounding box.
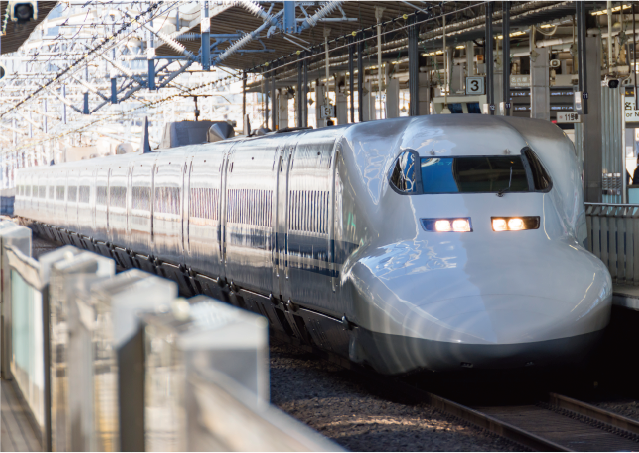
[155,1,605,73]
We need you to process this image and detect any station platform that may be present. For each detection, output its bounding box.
[612,284,639,311]
[1,379,41,452]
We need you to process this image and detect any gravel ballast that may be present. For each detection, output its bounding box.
[594,400,639,420]
[269,340,520,452]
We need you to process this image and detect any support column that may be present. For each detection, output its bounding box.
[242,71,247,123]
[336,77,347,124]
[386,78,400,118]
[201,1,210,70]
[263,68,269,128]
[357,32,364,121]
[147,58,155,90]
[297,60,303,127]
[465,42,474,80]
[530,47,550,121]
[44,99,48,134]
[485,3,494,114]
[494,46,503,114]
[111,77,118,104]
[583,35,603,203]
[408,17,419,116]
[577,1,588,114]
[147,17,155,90]
[349,37,355,123]
[278,90,288,129]
[419,73,431,115]
[302,54,308,127]
[362,81,372,121]
[502,1,511,115]
[62,85,67,124]
[271,65,277,130]
[315,82,326,128]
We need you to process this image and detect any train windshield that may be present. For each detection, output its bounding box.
[421,156,529,194]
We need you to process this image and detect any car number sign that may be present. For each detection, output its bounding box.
[557,112,582,123]
[465,76,485,95]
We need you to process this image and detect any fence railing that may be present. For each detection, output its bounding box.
[0,220,339,452]
[585,203,639,285]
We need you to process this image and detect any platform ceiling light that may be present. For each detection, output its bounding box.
[491,217,540,231]
[455,45,465,49]
[591,4,631,15]
[497,30,527,39]
[423,50,444,56]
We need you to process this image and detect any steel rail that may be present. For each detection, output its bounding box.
[271,333,639,452]
[548,392,639,435]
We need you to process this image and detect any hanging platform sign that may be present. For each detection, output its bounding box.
[510,75,530,88]
[624,97,639,122]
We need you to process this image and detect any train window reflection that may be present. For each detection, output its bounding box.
[390,151,417,193]
[421,156,529,193]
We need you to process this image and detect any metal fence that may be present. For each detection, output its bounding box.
[584,203,639,284]
[0,220,339,452]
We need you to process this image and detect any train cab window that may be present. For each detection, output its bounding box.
[390,151,418,193]
[421,156,529,193]
[524,149,552,191]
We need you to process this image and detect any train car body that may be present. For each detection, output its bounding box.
[15,115,612,375]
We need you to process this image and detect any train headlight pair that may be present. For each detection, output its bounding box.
[422,218,472,232]
[421,217,540,232]
[491,217,540,231]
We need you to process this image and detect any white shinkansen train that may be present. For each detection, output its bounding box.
[15,115,612,375]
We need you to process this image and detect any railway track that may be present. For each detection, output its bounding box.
[422,390,639,451]
[272,332,639,452]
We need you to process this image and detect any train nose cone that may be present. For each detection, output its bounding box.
[352,240,612,373]
[418,292,610,346]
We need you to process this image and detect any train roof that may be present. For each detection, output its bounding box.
[18,115,570,174]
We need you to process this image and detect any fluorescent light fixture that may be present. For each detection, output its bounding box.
[591,4,631,15]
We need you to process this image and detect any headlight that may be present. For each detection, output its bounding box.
[422,218,472,232]
[491,216,540,231]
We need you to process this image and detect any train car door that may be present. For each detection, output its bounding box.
[219,150,230,285]
[95,167,109,243]
[129,153,156,270]
[273,137,296,300]
[151,151,186,265]
[280,132,340,315]
[183,144,229,291]
[224,137,279,294]
[182,155,192,256]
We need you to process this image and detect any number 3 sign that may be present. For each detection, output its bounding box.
[465,76,485,95]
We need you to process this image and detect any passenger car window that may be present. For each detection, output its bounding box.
[390,151,418,193]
